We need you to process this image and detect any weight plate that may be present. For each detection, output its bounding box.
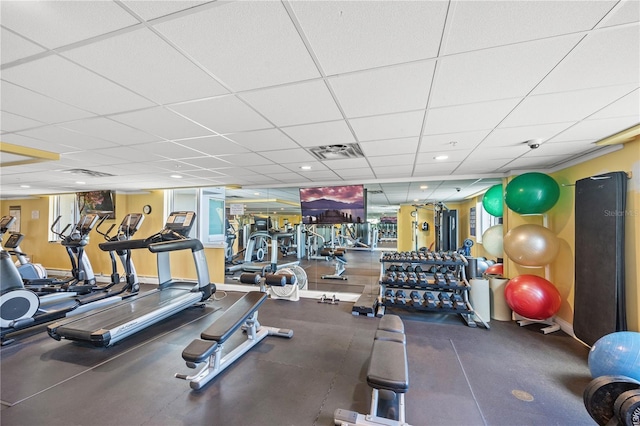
[615,390,640,426]
[584,376,640,426]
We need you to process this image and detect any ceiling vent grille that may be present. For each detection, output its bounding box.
[367,190,384,194]
[309,143,364,161]
[63,168,115,178]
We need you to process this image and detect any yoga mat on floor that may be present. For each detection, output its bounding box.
[574,171,627,347]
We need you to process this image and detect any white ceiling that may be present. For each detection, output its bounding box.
[1,0,639,214]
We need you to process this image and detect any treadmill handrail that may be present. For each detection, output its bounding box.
[99,238,150,252]
[148,239,203,253]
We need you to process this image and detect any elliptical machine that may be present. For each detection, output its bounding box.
[0,216,48,281]
[24,214,99,294]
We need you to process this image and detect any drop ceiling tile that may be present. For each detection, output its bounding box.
[431,35,581,108]
[442,1,616,54]
[500,84,638,127]
[0,111,45,133]
[295,170,338,181]
[350,111,425,141]
[153,159,202,172]
[130,141,206,160]
[154,1,319,91]
[182,169,227,179]
[0,1,140,49]
[243,163,290,174]
[0,133,70,154]
[599,0,640,27]
[176,136,249,156]
[60,151,122,167]
[179,156,234,169]
[425,98,521,134]
[457,158,513,174]
[58,117,161,145]
[533,25,640,95]
[360,137,419,157]
[420,130,492,152]
[122,1,209,21]
[1,28,46,65]
[322,157,369,170]
[499,154,575,171]
[62,28,228,105]
[417,150,470,163]
[281,120,355,147]
[1,81,95,124]
[482,122,574,147]
[466,145,529,161]
[290,1,448,74]
[211,153,276,168]
[110,107,212,140]
[169,96,272,134]
[589,89,640,120]
[369,154,417,167]
[208,167,260,178]
[259,148,317,164]
[329,61,435,118]
[17,125,119,150]
[550,116,640,143]
[2,56,155,115]
[226,129,299,151]
[94,146,161,161]
[527,140,597,157]
[373,165,415,178]
[240,80,342,127]
[333,167,376,179]
[269,172,310,183]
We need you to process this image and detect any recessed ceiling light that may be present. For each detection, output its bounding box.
[170,174,182,179]
[254,192,260,196]
[76,181,86,184]
[420,185,428,189]
[434,155,448,160]
[413,198,419,202]
[20,185,30,188]
[300,165,312,170]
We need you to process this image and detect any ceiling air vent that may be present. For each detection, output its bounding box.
[367,190,384,194]
[63,169,115,178]
[309,143,364,161]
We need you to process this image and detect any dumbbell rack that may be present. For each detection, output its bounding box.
[376,251,489,329]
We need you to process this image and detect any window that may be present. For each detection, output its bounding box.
[475,201,501,243]
[49,194,79,241]
[165,187,226,245]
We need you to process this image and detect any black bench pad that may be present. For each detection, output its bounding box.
[378,314,404,333]
[182,339,219,363]
[375,329,406,344]
[367,339,409,393]
[200,292,267,343]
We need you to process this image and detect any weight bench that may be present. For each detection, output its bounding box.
[334,314,411,426]
[321,248,348,280]
[175,291,293,390]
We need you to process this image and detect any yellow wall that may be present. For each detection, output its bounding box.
[461,139,639,332]
[1,191,226,284]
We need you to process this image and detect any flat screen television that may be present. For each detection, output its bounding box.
[299,184,365,224]
[77,190,115,219]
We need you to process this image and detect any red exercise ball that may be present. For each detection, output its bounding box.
[504,274,561,320]
[485,263,503,275]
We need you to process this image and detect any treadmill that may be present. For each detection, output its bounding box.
[47,211,215,347]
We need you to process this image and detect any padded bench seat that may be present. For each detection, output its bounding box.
[378,314,404,333]
[367,339,409,393]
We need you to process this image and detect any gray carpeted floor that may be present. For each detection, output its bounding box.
[1,249,595,425]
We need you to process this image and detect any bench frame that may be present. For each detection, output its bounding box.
[176,292,293,390]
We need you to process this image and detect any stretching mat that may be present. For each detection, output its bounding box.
[574,171,627,346]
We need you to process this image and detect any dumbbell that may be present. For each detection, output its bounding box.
[438,293,453,309]
[417,273,429,287]
[406,273,417,285]
[395,289,407,305]
[433,273,447,286]
[409,290,421,307]
[450,293,465,309]
[614,389,640,426]
[414,265,423,273]
[584,375,640,426]
[384,289,395,303]
[423,292,437,308]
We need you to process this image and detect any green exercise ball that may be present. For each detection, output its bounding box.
[482,184,503,217]
[505,173,560,214]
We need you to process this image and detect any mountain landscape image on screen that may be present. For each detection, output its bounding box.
[299,185,365,224]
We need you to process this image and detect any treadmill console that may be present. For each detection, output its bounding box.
[118,213,145,237]
[74,214,99,235]
[164,211,196,238]
[0,216,16,233]
[4,233,25,249]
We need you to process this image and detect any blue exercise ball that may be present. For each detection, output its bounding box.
[588,331,640,381]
